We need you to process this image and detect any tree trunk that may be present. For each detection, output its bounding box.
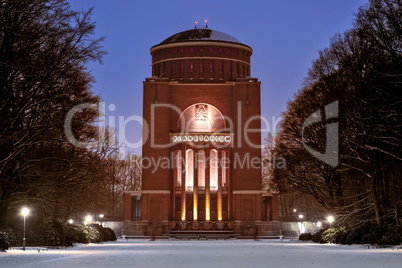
[370,176,382,225]
[0,186,11,228]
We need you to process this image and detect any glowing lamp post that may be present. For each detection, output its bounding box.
[84,215,93,225]
[317,221,322,228]
[20,207,30,251]
[327,216,335,243]
[327,216,334,227]
[99,214,104,226]
[68,219,74,224]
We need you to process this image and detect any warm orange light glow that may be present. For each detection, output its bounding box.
[217,194,222,221]
[181,202,186,221]
[205,193,210,221]
[21,207,30,217]
[186,149,194,188]
[193,190,198,221]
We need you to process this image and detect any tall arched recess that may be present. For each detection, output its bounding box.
[176,103,226,133]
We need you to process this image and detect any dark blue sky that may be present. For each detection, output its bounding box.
[68,0,367,154]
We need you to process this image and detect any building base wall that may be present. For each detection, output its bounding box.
[122,220,293,237]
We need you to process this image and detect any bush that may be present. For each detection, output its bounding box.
[63,223,116,245]
[334,228,351,244]
[0,228,18,249]
[41,220,66,246]
[65,224,89,245]
[104,227,117,241]
[0,232,9,251]
[89,224,117,242]
[299,233,313,241]
[0,220,117,248]
[310,223,402,245]
[378,233,401,245]
[311,229,327,243]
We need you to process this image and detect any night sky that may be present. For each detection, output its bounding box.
[68,0,368,154]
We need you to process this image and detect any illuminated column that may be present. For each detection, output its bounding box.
[172,150,178,221]
[205,148,211,221]
[180,147,186,221]
[217,150,223,221]
[193,150,198,221]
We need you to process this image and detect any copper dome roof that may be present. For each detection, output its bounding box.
[158,28,244,46]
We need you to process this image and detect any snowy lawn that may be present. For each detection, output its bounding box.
[0,239,401,268]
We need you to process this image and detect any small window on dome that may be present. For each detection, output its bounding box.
[210,61,213,72]
[190,48,194,52]
[228,49,231,54]
[172,49,175,53]
[219,61,223,73]
[200,47,203,52]
[210,47,214,52]
[219,48,223,53]
[181,48,184,53]
[181,62,184,73]
[190,61,193,72]
[200,61,204,73]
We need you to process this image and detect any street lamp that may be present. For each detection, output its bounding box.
[99,214,104,226]
[20,207,30,251]
[327,216,334,227]
[298,214,305,234]
[68,219,74,224]
[84,215,93,225]
[317,221,322,228]
[327,215,335,243]
[293,209,297,213]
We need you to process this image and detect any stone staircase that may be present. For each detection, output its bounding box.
[167,230,238,240]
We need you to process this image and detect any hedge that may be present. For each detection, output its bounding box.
[299,223,402,245]
[0,220,117,250]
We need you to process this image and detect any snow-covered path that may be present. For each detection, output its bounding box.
[1,239,401,268]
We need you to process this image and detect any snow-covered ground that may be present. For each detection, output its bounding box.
[1,239,401,268]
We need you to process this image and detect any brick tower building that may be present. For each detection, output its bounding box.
[123,27,280,237]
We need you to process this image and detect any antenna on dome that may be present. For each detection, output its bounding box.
[194,21,198,29]
[205,20,208,28]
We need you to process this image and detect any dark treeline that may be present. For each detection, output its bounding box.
[272,0,401,227]
[0,0,140,230]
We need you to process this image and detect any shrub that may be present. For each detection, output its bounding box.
[0,228,18,249]
[104,227,117,241]
[40,219,66,246]
[299,233,313,241]
[378,233,401,245]
[65,224,88,245]
[0,232,9,251]
[310,223,402,245]
[89,224,117,242]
